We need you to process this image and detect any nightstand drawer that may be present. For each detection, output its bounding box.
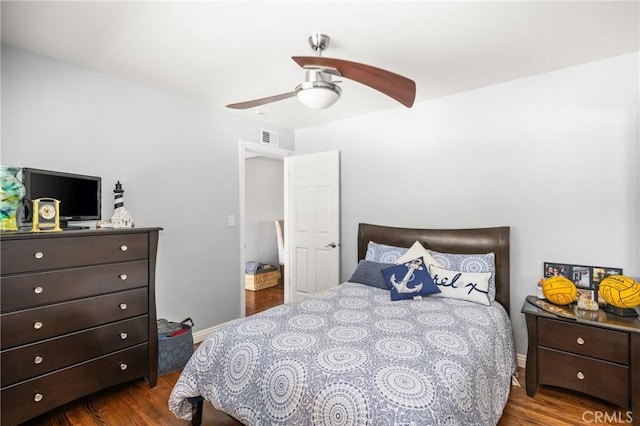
[539,347,629,408]
[0,343,148,426]
[1,233,148,274]
[1,260,149,312]
[539,317,628,364]
[1,316,148,386]
[0,287,148,349]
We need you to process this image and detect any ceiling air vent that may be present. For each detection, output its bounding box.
[261,129,279,147]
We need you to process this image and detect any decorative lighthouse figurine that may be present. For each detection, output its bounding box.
[97,181,134,228]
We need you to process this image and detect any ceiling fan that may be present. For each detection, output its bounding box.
[226,33,416,110]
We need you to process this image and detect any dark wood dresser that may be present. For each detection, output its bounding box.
[0,227,161,425]
[522,299,640,426]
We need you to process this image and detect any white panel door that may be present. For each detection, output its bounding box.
[285,151,340,301]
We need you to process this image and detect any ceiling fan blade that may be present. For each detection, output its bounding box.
[292,57,416,108]
[226,91,297,109]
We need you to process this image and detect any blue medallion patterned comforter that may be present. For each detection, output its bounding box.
[169,282,517,425]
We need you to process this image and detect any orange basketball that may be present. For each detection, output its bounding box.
[542,276,577,305]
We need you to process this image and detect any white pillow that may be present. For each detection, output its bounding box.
[395,241,441,269]
[428,264,492,306]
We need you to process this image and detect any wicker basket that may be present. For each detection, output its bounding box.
[245,268,279,291]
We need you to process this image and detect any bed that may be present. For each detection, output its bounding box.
[169,223,516,425]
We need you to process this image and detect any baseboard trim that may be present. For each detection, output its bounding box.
[193,321,235,344]
[517,353,526,369]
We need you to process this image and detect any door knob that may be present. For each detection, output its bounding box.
[325,242,338,248]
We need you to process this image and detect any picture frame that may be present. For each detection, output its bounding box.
[592,266,623,285]
[543,262,570,279]
[571,265,591,289]
[543,261,623,302]
[576,288,595,301]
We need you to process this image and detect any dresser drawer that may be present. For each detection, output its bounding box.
[1,287,148,349]
[539,347,629,408]
[1,315,148,387]
[539,317,628,364]
[1,260,149,312]
[1,233,148,274]
[1,343,148,426]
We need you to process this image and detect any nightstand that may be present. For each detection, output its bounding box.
[522,299,640,426]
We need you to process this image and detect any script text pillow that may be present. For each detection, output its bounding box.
[382,257,441,301]
[427,250,496,302]
[428,264,492,306]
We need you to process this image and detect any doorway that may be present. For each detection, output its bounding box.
[239,141,293,317]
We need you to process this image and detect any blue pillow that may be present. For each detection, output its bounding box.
[348,260,389,290]
[365,241,409,263]
[382,257,441,301]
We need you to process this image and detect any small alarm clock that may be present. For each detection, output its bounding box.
[32,198,62,232]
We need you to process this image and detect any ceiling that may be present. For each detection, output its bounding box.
[2,1,638,130]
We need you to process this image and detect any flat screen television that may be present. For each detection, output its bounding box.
[22,168,101,229]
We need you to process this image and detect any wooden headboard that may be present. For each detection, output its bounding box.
[357,223,511,314]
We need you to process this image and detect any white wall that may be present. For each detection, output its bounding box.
[295,52,640,355]
[245,156,284,266]
[1,45,294,332]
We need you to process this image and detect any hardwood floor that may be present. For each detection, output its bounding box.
[244,281,284,316]
[498,370,626,426]
[20,286,629,425]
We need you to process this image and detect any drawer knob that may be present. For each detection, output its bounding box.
[120,363,128,371]
[34,286,44,294]
[120,332,128,340]
[34,393,44,402]
[33,321,44,330]
[34,251,44,259]
[119,303,128,310]
[576,337,585,345]
[119,273,128,281]
[120,245,128,252]
[577,371,585,380]
[34,355,44,365]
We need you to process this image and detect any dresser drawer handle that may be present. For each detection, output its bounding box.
[119,303,128,310]
[34,251,44,259]
[34,286,44,294]
[120,363,128,371]
[33,321,44,330]
[576,337,585,345]
[34,393,44,402]
[34,355,44,365]
[120,332,128,340]
[119,273,128,281]
[120,245,128,252]
[577,371,585,380]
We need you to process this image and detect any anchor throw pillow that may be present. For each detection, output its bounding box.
[382,257,441,301]
[428,264,492,306]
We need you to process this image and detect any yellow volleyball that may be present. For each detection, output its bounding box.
[598,275,640,309]
[542,276,577,305]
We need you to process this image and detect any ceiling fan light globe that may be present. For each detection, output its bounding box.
[295,81,341,109]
